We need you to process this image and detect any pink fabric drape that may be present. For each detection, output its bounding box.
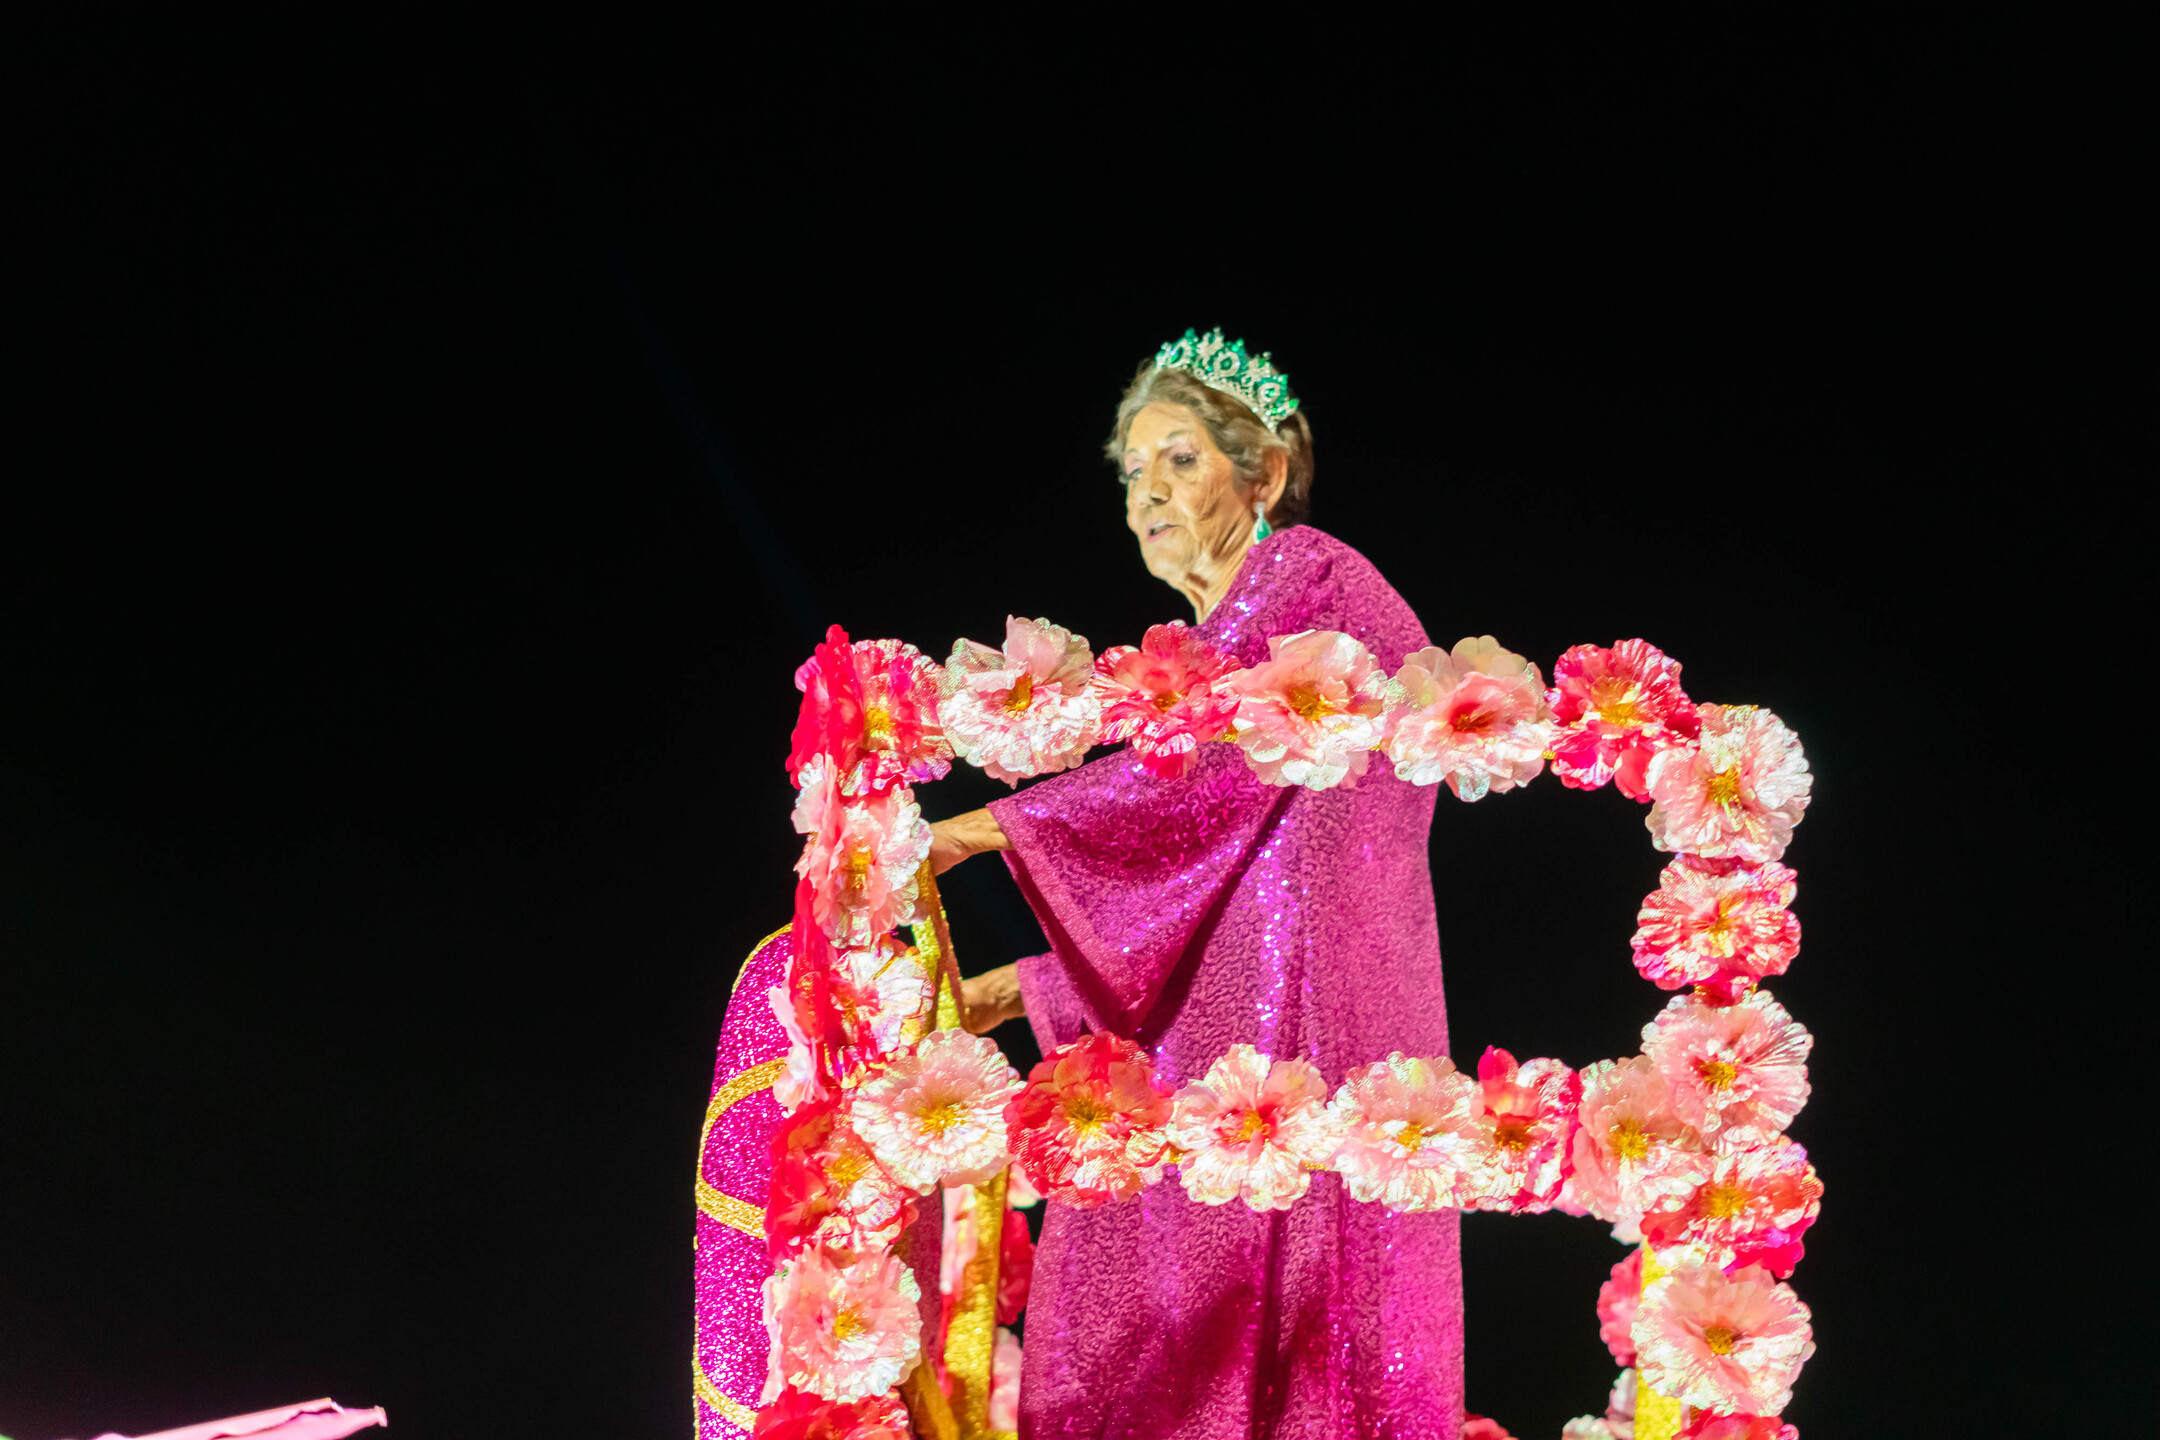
[990,527,1464,1440]
[80,1398,386,1440]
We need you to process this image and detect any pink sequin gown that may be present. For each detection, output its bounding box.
[989,526,1463,1440]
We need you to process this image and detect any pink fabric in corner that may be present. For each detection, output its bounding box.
[83,1398,386,1440]
[988,526,1465,1440]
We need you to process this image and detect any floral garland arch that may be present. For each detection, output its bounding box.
[749,618,1817,1440]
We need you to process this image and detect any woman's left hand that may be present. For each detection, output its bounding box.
[928,808,1009,874]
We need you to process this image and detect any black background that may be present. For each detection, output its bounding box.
[2,14,2135,1440]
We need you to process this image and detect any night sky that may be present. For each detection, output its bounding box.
[2,16,2129,1440]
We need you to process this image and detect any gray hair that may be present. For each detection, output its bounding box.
[1105,364,1316,528]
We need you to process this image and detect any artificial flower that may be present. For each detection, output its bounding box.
[1642,990,1812,1143]
[1607,1365,1639,1438]
[997,1202,1034,1323]
[939,616,1102,783]
[1598,1251,1644,1367]
[1546,640,1702,799]
[1167,1044,1341,1211]
[769,983,828,1115]
[1093,620,1240,779]
[1633,1258,1813,1417]
[1678,1412,1798,1439]
[761,1247,924,1405]
[830,937,936,1064]
[1645,706,1812,864]
[1632,856,1801,998]
[1326,1053,1489,1212]
[1560,1422,1616,1440]
[1006,1032,1175,1206]
[988,1327,1024,1433]
[1462,1048,1582,1212]
[1384,636,1557,799]
[1461,1418,1515,1440]
[1565,1057,1710,1228]
[851,1029,1023,1193]
[1640,1138,1822,1276]
[752,1388,914,1440]
[1221,630,1391,790]
[794,783,933,948]
[765,1097,915,1261]
[788,625,952,797]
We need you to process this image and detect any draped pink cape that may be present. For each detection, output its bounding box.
[989,527,1464,1440]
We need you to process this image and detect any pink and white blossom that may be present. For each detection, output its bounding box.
[1565,1057,1710,1228]
[764,1098,915,1261]
[1547,640,1702,799]
[1461,1048,1582,1212]
[1006,1032,1175,1207]
[850,1028,1023,1193]
[794,778,933,947]
[939,616,1102,783]
[1093,620,1240,779]
[1633,856,1801,997]
[1634,1258,1813,1417]
[1678,1412,1799,1439]
[1640,1138,1822,1276]
[1643,990,1812,1143]
[1167,1044,1341,1211]
[1385,637,1557,799]
[988,1326,1023,1433]
[768,984,828,1115]
[1599,1250,1644,1367]
[1326,1053,1489,1212]
[830,937,936,1064]
[1645,706,1812,864]
[788,626,952,797]
[750,1387,915,1440]
[1221,630,1391,790]
[760,1247,924,1404]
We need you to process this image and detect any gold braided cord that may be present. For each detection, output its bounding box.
[1631,1244,1685,1440]
[694,1346,760,1435]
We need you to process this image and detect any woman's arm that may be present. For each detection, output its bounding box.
[928,807,1009,874]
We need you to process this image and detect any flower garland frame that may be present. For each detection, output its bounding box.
[756,620,1818,1440]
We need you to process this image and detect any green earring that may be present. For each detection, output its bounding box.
[1252,501,1273,543]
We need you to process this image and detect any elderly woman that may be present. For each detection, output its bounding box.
[928,334,1464,1440]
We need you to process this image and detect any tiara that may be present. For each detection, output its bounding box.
[1152,327,1300,431]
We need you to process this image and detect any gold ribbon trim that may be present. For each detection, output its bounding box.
[694,1058,785,1239]
[1631,1244,1685,1440]
[694,1347,760,1435]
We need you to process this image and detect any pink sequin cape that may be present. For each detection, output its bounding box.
[990,527,1464,1440]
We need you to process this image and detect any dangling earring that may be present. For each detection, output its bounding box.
[1252,500,1273,543]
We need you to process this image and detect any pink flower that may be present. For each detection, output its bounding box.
[1678,1412,1799,1440]
[1565,1058,1710,1228]
[1634,1258,1813,1417]
[850,1029,1023,1193]
[1641,1138,1822,1277]
[1384,637,1557,799]
[939,616,1102,783]
[1643,990,1812,1143]
[988,1326,1023,1432]
[752,1388,914,1440]
[765,1097,915,1261]
[769,984,829,1115]
[1167,1044,1341,1210]
[1093,620,1240,779]
[1461,1419,1516,1440]
[997,1203,1034,1322]
[1006,1033,1175,1206]
[1547,640,1702,799]
[1326,1053,1489,1212]
[1560,1421,1617,1440]
[1221,630,1391,790]
[1645,706,1812,863]
[1462,1048,1582,1213]
[830,937,936,1065]
[1599,1251,1644,1366]
[788,625,952,797]
[761,1247,924,1404]
[794,777,933,948]
[1633,856,1801,997]
[1607,1366,1639,1435]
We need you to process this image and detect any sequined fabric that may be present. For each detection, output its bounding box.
[990,527,1463,1440]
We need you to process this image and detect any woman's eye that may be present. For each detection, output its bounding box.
[1172,452,1196,468]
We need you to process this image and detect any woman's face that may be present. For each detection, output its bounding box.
[1121,402,1253,592]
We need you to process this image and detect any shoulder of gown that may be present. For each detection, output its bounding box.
[1208,524,1431,670]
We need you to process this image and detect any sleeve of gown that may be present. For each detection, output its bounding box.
[990,734,1294,1043]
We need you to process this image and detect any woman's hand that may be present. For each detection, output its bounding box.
[928,807,1010,875]
[960,962,1025,1035]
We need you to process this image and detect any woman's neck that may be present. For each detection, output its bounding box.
[1181,529,1260,622]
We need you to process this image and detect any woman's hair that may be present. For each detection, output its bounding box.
[1105,363,1315,528]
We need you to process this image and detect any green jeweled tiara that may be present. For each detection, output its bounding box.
[1153,327,1300,431]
